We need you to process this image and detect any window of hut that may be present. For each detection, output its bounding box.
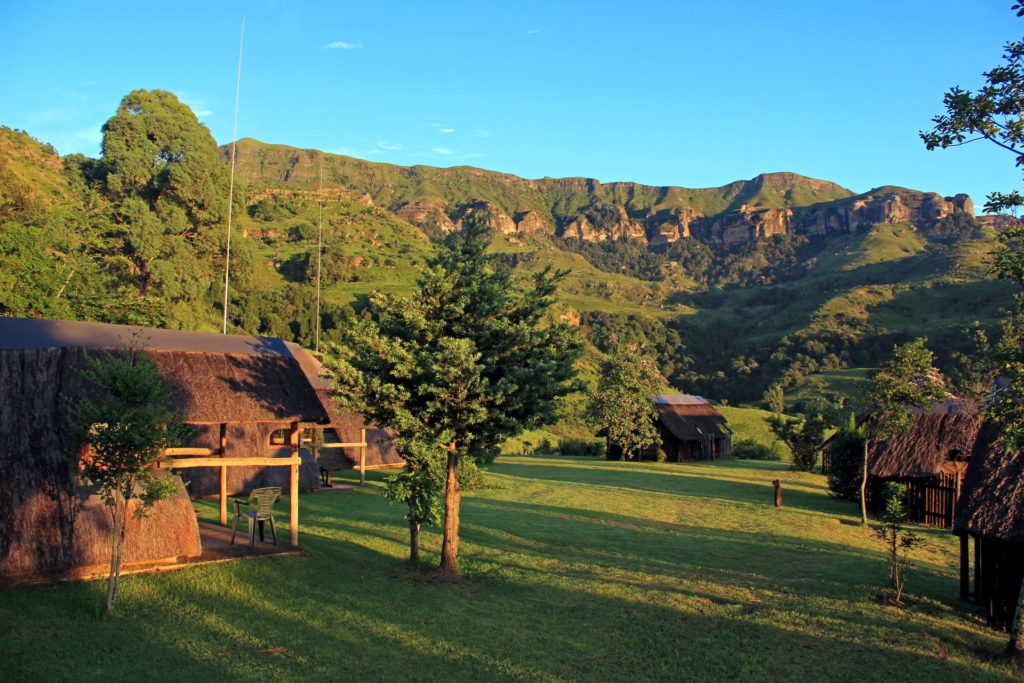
[269,428,288,446]
[945,448,968,462]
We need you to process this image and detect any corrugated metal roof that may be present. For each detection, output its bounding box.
[654,394,709,406]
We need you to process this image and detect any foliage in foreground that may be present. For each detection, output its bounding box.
[327,220,582,577]
[68,348,188,614]
[590,342,667,461]
[874,482,924,605]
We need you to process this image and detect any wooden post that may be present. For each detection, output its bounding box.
[772,479,782,508]
[359,428,366,486]
[218,422,228,526]
[974,534,982,604]
[289,421,300,546]
[959,533,970,600]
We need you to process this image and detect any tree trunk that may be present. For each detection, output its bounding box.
[439,449,462,580]
[860,440,869,525]
[105,495,130,616]
[1007,577,1024,660]
[407,499,421,566]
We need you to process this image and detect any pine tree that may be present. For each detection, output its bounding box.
[327,220,582,578]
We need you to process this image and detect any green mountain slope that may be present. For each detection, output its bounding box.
[1,124,1018,419]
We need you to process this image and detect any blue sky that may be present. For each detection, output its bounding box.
[2,1,1020,210]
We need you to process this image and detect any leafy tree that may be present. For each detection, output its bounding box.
[590,342,667,461]
[767,411,827,472]
[826,423,865,502]
[861,339,946,525]
[922,8,1024,654]
[68,347,189,615]
[100,89,229,297]
[327,220,582,578]
[763,383,785,414]
[920,3,1024,215]
[873,482,924,605]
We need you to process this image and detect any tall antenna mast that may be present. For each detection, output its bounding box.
[315,160,324,353]
[222,17,245,334]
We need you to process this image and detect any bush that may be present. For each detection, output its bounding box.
[559,437,604,457]
[655,448,669,463]
[731,438,782,461]
[826,428,865,501]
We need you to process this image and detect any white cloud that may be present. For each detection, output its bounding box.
[323,41,362,49]
[376,141,403,151]
[439,128,454,134]
[527,29,541,34]
[432,147,456,155]
[472,129,490,138]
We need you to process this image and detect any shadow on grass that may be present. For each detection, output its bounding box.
[1,463,1009,681]
[491,457,858,519]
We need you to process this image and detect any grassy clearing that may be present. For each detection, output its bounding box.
[717,405,792,460]
[2,457,1016,681]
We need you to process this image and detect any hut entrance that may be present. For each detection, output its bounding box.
[155,421,306,547]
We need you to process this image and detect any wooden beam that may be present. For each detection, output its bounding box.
[316,441,368,448]
[162,447,222,456]
[155,456,302,468]
[219,423,228,526]
[289,421,300,546]
[359,428,366,486]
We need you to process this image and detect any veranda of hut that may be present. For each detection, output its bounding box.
[864,399,982,529]
[0,317,333,581]
[953,421,1024,631]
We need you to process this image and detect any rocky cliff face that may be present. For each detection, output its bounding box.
[227,140,983,249]
[393,187,978,247]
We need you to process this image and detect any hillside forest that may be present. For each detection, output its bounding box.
[1,88,1019,433]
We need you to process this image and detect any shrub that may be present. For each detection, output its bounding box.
[731,438,782,461]
[826,428,865,501]
[559,437,604,457]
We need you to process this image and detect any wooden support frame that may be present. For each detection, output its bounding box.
[289,421,300,546]
[219,423,228,525]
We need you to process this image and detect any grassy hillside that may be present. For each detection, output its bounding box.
[1,458,1015,681]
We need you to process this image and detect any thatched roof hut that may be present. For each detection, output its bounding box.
[0,316,332,578]
[610,395,731,461]
[956,422,1024,544]
[862,399,982,529]
[867,399,983,479]
[952,422,1024,629]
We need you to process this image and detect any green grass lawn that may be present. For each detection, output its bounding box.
[2,457,1017,681]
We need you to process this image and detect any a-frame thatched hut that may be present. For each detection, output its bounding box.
[606,395,731,461]
[953,421,1024,630]
[0,317,331,580]
[865,398,982,528]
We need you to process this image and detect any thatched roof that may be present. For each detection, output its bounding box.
[0,316,326,575]
[654,395,729,441]
[868,414,984,478]
[0,318,329,424]
[954,422,1024,544]
[867,400,982,478]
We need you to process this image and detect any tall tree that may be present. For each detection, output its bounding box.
[860,339,946,525]
[68,346,188,615]
[328,220,582,578]
[100,89,229,298]
[922,7,1024,656]
[590,343,667,461]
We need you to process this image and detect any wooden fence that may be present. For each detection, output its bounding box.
[868,473,961,528]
